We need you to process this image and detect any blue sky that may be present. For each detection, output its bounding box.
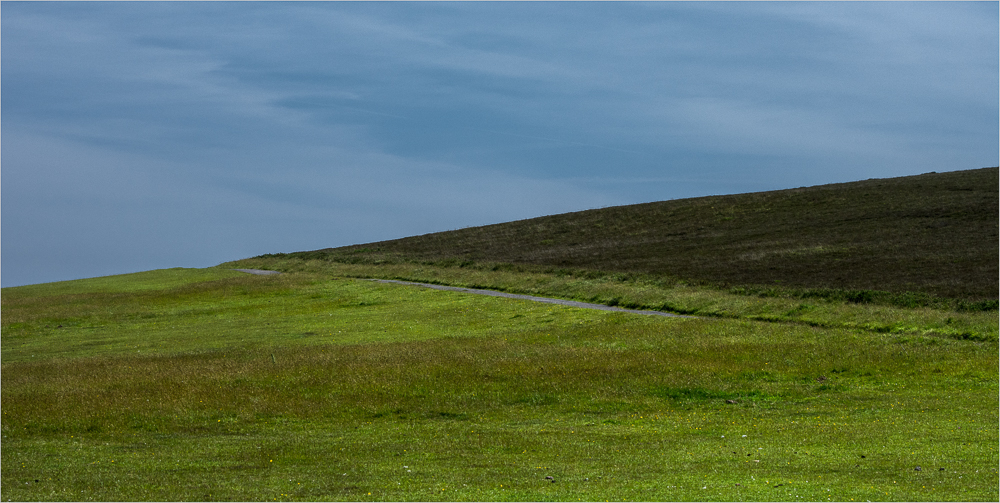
[3,2,997,287]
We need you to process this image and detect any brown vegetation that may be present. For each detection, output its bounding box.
[286,168,999,301]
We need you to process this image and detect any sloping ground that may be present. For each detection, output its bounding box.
[291,167,998,300]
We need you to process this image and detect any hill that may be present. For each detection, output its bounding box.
[285,167,998,301]
[5,170,998,501]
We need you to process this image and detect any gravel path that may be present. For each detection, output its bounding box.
[370,279,696,318]
[233,269,694,318]
[232,268,282,275]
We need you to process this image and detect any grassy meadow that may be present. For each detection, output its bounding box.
[3,168,997,501]
[2,266,997,501]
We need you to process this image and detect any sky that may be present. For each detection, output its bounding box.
[2,2,998,288]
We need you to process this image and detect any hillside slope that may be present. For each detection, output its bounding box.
[290,168,998,300]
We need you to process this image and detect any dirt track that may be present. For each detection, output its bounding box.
[232,268,282,275]
[233,269,694,318]
[369,279,696,318]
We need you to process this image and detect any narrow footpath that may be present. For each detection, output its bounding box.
[234,269,695,318]
[371,279,696,319]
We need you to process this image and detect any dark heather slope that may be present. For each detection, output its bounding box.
[291,167,998,300]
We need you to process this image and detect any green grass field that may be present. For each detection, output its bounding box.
[2,267,997,501]
[3,168,997,501]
